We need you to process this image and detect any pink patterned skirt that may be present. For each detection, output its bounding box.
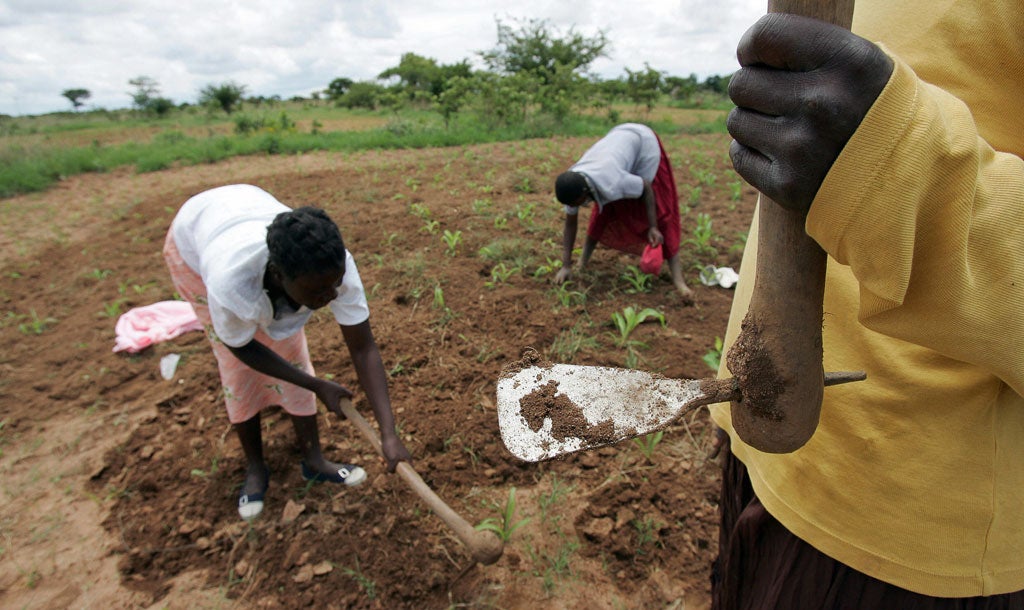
[163,230,317,424]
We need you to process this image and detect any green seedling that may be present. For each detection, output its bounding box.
[441,229,462,256]
[485,262,520,289]
[620,265,654,294]
[683,212,717,259]
[85,268,112,280]
[532,256,562,278]
[610,306,665,348]
[408,203,431,221]
[703,336,724,371]
[475,487,530,543]
[99,298,128,318]
[728,179,743,201]
[18,310,57,334]
[420,218,440,234]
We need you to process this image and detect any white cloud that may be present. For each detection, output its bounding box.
[0,0,763,116]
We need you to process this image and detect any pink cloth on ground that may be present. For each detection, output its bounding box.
[113,300,204,353]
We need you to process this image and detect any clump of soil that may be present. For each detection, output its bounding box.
[499,346,553,378]
[518,380,617,445]
[724,312,784,421]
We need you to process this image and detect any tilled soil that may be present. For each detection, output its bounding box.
[0,130,756,609]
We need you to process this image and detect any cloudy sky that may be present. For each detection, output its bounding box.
[0,0,765,117]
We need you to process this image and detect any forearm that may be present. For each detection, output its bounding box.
[561,214,578,267]
[341,321,398,438]
[642,181,657,230]
[808,55,1024,391]
[228,340,323,393]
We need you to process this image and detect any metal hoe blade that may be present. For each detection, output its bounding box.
[497,363,705,462]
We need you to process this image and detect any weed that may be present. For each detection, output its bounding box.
[537,474,574,525]
[632,430,664,462]
[549,283,586,309]
[476,487,530,543]
[633,517,665,555]
[18,310,57,334]
[85,268,112,280]
[702,336,724,371]
[190,456,220,478]
[342,559,377,600]
[99,298,128,319]
[549,321,599,362]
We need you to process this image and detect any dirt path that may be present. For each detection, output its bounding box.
[0,133,755,609]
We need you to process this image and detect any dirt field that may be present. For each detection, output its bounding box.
[0,129,756,609]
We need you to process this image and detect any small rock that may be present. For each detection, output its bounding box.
[139,445,155,459]
[578,452,601,469]
[282,500,306,524]
[581,517,614,540]
[615,508,636,530]
[312,561,333,576]
[293,564,314,584]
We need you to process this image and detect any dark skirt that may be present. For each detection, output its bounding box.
[712,442,1024,610]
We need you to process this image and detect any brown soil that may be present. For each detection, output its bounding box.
[0,129,757,609]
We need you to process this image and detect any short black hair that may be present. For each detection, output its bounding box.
[266,206,346,279]
[554,171,588,205]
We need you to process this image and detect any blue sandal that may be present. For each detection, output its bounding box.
[301,461,366,487]
[237,466,270,520]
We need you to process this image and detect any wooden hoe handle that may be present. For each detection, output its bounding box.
[725,0,856,453]
[338,399,504,565]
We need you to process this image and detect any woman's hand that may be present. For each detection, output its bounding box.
[647,226,664,248]
[727,14,893,215]
[380,431,413,473]
[315,379,354,419]
[554,266,573,284]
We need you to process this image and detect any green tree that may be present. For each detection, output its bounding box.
[147,96,175,117]
[664,74,699,100]
[624,63,663,113]
[326,77,353,102]
[199,81,247,114]
[338,81,385,110]
[479,17,608,85]
[128,76,160,110]
[379,53,441,96]
[61,88,90,111]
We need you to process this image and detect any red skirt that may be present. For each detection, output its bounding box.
[712,442,1024,610]
[585,135,681,260]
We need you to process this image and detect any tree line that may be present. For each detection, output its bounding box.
[60,18,732,125]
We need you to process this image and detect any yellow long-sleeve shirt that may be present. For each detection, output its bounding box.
[710,0,1024,597]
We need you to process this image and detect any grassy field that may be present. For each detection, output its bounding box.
[0,100,729,199]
